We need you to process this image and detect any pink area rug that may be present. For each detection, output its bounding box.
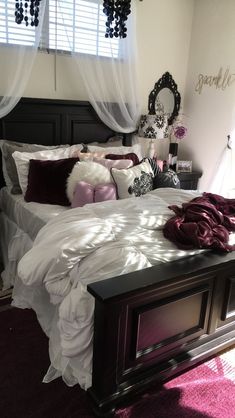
[117,347,235,418]
[0,308,235,418]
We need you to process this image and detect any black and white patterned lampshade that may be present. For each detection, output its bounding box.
[138,114,168,139]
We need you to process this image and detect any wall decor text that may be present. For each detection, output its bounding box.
[195,67,235,94]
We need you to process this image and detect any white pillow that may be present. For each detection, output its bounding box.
[69,144,85,156]
[88,143,143,160]
[88,138,122,147]
[93,157,133,170]
[0,139,70,192]
[70,151,106,160]
[66,161,113,203]
[0,139,11,189]
[13,147,71,195]
[111,160,154,199]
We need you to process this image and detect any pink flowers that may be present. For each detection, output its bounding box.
[173,124,187,140]
[169,114,187,142]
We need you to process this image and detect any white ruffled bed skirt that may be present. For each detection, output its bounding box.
[0,211,91,389]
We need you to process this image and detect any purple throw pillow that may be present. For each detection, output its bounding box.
[71,181,117,207]
[105,152,139,166]
[94,183,117,203]
[71,181,94,208]
[25,157,79,206]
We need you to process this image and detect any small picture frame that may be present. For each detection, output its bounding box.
[176,160,192,173]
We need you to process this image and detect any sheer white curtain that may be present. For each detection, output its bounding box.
[0,0,46,118]
[60,0,141,133]
[209,135,235,198]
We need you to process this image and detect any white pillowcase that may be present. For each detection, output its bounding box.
[69,144,85,156]
[111,160,154,199]
[0,139,11,189]
[88,143,143,160]
[70,151,106,160]
[88,138,123,148]
[66,161,113,203]
[13,147,71,195]
[93,157,133,170]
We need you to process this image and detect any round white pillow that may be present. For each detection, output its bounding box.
[66,161,113,203]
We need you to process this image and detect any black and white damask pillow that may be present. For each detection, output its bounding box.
[111,160,154,199]
[153,169,180,189]
[142,157,162,177]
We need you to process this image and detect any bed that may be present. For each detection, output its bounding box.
[1,98,235,418]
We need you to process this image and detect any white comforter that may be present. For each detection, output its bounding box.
[17,188,203,389]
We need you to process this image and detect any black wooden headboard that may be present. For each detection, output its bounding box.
[0,97,130,189]
[0,98,116,146]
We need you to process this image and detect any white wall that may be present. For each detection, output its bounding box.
[23,0,194,112]
[136,0,194,113]
[135,0,194,159]
[182,0,235,190]
[24,52,88,100]
[1,1,195,161]
[8,0,235,190]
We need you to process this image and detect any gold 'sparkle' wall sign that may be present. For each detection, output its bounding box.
[195,67,235,94]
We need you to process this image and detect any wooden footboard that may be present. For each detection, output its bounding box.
[87,251,235,417]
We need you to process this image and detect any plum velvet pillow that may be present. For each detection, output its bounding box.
[25,157,79,206]
[72,181,117,208]
[0,140,69,194]
[105,152,139,166]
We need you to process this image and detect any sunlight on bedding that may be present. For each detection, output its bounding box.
[228,232,235,246]
[15,188,206,390]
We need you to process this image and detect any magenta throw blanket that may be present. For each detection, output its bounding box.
[163,193,235,252]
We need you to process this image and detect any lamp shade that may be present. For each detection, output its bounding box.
[138,114,168,139]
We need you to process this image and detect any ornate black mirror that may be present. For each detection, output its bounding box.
[148,72,181,125]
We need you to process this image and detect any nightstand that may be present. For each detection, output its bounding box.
[177,171,202,190]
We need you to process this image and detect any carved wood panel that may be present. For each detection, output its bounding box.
[88,256,235,414]
[221,277,235,322]
[121,277,214,379]
[0,97,116,189]
[131,286,209,361]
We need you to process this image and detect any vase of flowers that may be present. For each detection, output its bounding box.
[168,117,187,171]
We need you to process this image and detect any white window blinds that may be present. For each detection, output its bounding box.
[0,0,119,57]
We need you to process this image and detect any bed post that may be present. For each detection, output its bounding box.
[123,132,134,146]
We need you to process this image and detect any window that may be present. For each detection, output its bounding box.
[0,0,119,58]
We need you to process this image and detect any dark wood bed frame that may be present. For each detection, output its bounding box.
[0,97,130,189]
[1,98,235,417]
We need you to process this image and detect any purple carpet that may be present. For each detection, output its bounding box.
[1,307,235,418]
